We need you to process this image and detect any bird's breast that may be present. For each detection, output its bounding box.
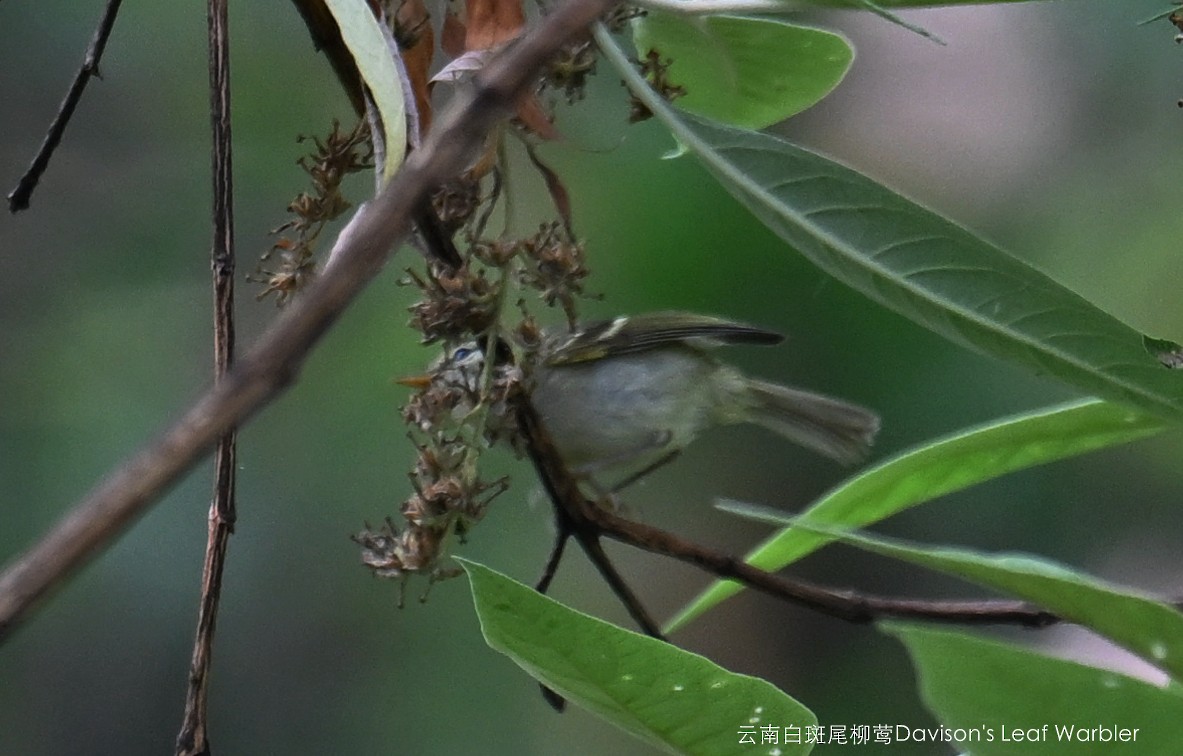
[529,347,719,472]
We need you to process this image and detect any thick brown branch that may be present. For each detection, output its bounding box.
[0,0,621,642]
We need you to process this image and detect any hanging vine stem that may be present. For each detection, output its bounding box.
[175,0,237,753]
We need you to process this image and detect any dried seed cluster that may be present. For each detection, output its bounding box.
[628,49,686,123]
[514,222,591,330]
[404,265,500,344]
[358,224,592,588]
[354,334,520,593]
[250,120,372,304]
[543,40,598,104]
[346,11,651,593]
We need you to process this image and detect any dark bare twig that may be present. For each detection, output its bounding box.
[7,0,124,212]
[176,1,236,754]
[288,0,365,113]
[535,524,571,712]
[531,475,666,714]
[533,464,662,635]
[534,528,569,595]
[570,531,665,637]
[590,508,1060,626]
[413,201,464,270]
[0,0,622,642]
[510,382,664,637]
[511,391,1067,629]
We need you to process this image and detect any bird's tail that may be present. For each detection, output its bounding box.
[744,379,880,464]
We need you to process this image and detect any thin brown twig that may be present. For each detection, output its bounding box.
[592,509,1060,626]
[534,528,568,595]
[533,462,662,636]
[530,474,665,713]
[7,0,124,212]
[534,523,571,712]
[571,531,665,637]
[511,384,665,635]
[511,390,1066,629]
[176,1,236,753]
[0,0,622,642]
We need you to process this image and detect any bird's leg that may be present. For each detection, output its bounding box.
[607,449,681,494]
[570,431,677,509]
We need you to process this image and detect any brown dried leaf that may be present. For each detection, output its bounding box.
[464,0,524,51]
[525,143,573,239]
[397,0,435,135]
[515,93,560,141]
[431,49,493,84]
[441,7,467,58]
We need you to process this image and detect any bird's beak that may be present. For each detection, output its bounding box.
[395,373,433,389]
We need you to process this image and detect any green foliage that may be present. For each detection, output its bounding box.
[631,13,853,129]
[464,7,1183,754]
[884,624,1183,755]
[604,32,1183,421]
[462,560,816,756]
[726,519,1183,680]
[668,399,1166,631]
[323,0,404,179]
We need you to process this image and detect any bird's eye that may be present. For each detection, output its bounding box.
[452,346,475,362]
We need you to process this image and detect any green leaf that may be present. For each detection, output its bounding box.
[323,0,406,181]
[884,623,1183,755]
[631,13,853,129]
[597,28,1183,420]
[666,400,1165,632]
[782,526,1183,681]
[460,559,816,756]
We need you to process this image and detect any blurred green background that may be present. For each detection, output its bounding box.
[2,1,1182,754]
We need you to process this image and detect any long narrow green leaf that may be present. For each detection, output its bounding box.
[666,400,1165,632]
[597,27,1183,420]
[884,623,1183,755]
[323,0,406,180]
[775,526,1183,681]
[461,559,815,756]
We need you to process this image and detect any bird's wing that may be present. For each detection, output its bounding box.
[547,311,783,365]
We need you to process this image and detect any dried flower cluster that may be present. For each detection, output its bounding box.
[358,214,593,589]
[515,222,591,329]
[250,120,373,304]
[628,49,686,123]
[353,335,520,595]
[404,265,500,344]
[431,174,485,234]
[543,39,598,104]
[348,2,620,592]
